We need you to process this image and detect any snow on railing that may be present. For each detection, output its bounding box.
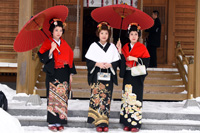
[176,42,194,99]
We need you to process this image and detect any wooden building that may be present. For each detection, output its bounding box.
[0,0,199,100]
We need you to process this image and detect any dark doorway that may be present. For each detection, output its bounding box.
[82,7,99,61]
[113,29,129,47]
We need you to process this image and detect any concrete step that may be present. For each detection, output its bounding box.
[35,88,187,100]
[8,109,200,121]
[15,116,200,130]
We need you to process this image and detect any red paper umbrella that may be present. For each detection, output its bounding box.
[14,5,68,52]
[91,4,154,37]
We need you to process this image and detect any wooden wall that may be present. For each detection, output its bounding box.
[168,0,195,65]
[0,0,19,63]
[33,0,53,15]
[174,0,195,54]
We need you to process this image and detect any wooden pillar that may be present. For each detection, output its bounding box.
[194,0,200,97]
[16,0,34,94]
[167,0,175,65]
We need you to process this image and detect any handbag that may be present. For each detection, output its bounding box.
[97,69,111,81]
[131,58,146,77]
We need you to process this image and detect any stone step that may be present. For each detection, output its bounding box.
[8,109,200,121]
[15,116,200,130]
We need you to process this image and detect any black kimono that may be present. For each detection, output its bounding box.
[85,42,121,127]
[38,38,76,124]
[119,42,150,129]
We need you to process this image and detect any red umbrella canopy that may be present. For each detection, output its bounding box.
[91,4,154,30]
[14,5,68,52]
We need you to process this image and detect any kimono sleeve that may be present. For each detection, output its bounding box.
[110,60,119,85]
[119,54,126,78]
[86,59,96,85]
[70,62,77,75]
[37,50,54,75]
[138,57,150,69]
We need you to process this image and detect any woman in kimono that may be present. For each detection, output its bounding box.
[85,22,121,132]
[116,23,150,132]
[38,18,76,132]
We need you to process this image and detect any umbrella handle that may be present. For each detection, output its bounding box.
[37,28,60,54]
[55,47,60,53]
[32,19,61,54]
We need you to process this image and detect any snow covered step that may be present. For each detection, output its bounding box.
[15,116,200,130]
[8,99,200,120]
[8,109,200,121]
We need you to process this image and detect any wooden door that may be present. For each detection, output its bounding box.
[143,0,168,64]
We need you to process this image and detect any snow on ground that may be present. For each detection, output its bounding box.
[0,108,24,133]
[0,83,16,101]
[0,83,200,114]
[22,126,200,133]
[1,83,200,133]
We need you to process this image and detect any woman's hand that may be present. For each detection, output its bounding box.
[95,62,105,69]
[104,63,112,69]
[49,42,57,56]
[50,42,57,52]
[116,39,122,54]
[127,56,138,62]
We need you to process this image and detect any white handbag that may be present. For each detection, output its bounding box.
[131,58,146,77]
[97,69,111,81]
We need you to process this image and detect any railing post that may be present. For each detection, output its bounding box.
[175,41,181,64]
[187,57,194,99]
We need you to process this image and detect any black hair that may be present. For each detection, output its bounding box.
[127,25,141,38]
[49,18,65,35]
[153,10,159,17]
[96,23,111,42]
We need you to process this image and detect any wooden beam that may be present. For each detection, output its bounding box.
[194,0,200,97]
[16,0,34,94]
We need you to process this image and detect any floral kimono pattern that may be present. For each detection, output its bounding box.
[48,80,69,120]
[88,82,112,127]
[120,84,142,127]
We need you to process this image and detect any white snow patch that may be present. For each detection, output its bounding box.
[0,108,24,133]
[22,126,200,133]
[0,83,16,101]
[0,62,17,67]
[14,93,29,97]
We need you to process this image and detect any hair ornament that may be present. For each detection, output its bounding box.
[63,22,67,28]
[128,23,141,32]
[97,22,111,31]
[50,18,62,25]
